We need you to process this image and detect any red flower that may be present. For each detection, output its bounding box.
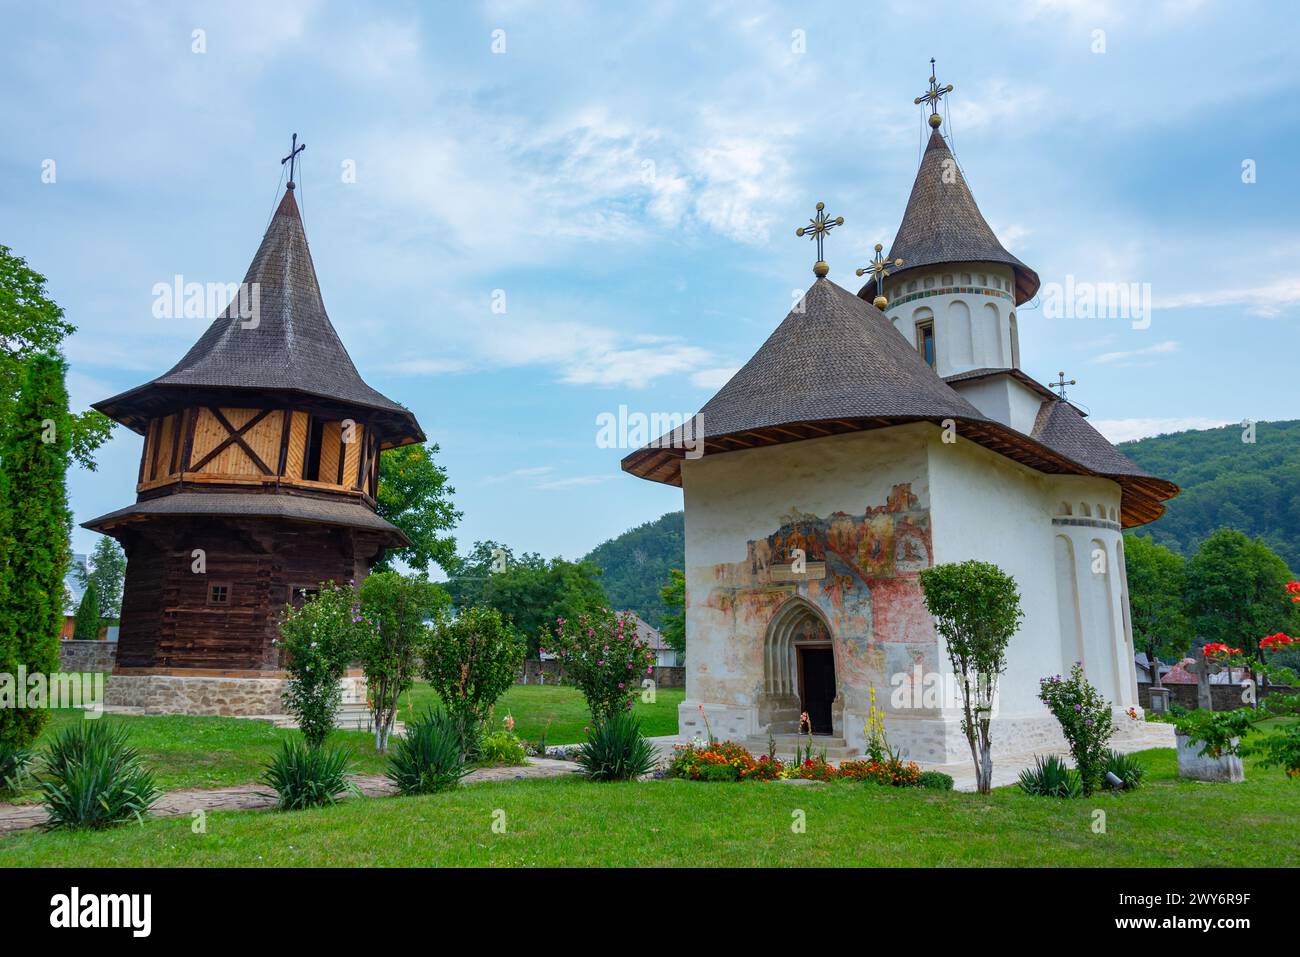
[1287,581,1300,602]
[1261,632,1294,650]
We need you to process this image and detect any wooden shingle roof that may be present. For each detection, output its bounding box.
[95,188,423,448]
[621,278,1177,527]
[860,129,1040,305]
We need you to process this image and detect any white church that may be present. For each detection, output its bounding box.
[622,73,1178,764]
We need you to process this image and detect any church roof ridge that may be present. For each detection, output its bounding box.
[94,187,424,447]
[859,128,1040,306]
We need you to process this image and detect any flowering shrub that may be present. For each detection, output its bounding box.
[1038,664,1113,796]
[551,609,656,721]
[278,581,368,748]
[838,757,922,787]
[670,740,761,781]
[789,756,838,782]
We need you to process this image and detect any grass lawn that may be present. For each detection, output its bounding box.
[2,747,1297,866]
[1,683,683,800]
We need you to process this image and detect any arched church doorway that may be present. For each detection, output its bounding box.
[761,597,837,735]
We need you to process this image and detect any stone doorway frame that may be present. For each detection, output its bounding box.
[758,596,842,734]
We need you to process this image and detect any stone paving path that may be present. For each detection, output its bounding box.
[0,757,581,835]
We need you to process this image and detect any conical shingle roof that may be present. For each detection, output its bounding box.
[863,129,1039,305]
[95,188,423,447]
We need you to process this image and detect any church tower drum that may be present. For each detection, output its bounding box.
[85,160,423,714]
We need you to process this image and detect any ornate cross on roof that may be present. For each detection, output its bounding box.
[856,243,904,310]
[914,57,954,129]
[795,202,844,278]
[281,133,306,189]
[1049,371,1077,401]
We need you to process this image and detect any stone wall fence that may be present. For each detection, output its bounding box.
[59,639,117,673]
[1139,682,1297,713]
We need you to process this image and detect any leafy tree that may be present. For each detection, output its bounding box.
[422,606,525,726]
[0,246,112,470]
[1185,529,1296,694]
[444,540,513,610]
[75,537,126,622]
[446,543,608,657]
[1120,419,1300,573]
[357,571,449,752]
[0,354,73,748]
[1123,533,1192,687]
[72,579,101,640]
[374,442,461,575]
[659,568,685,656]
[918,560,1024,795]
[584,511,683,627]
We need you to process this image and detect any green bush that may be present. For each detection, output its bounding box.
[1038,664,1114,795]
[551,609,657,721]
[479,728,528,767]
[917,770,954,791]
[576,710,656,782]
[278,581,367,748]
[1103,749,1144,790]
[0,742,33,796]
[698,762,741,782]
[38,721,160,830]
[387,709,471,795]
[1018,754,1082,798]
[260,739,357,810]
[422,606,525,727]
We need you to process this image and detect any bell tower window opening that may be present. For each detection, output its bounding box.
[304,417,326,481]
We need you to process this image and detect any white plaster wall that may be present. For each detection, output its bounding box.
[948,375,1044,435]
[925,432,1134,755]
[885,262,1017,377]
[678,426,932,745]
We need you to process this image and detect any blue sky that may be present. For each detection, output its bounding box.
[2,0,1297,566]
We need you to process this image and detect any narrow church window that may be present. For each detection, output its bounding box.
[908,280,917,293]
[916,321,936,368]
[923,277,934,289]
[208,583,230,605]
[1009,312,1020,368]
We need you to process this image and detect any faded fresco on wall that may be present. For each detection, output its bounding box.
[701,482,938,710]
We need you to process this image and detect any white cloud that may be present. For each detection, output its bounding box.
[689,366,738,390]
[534,474,613,491]
[1091,340,1179,364]
[1155,277,1300,319]
[1091,416,1236,443]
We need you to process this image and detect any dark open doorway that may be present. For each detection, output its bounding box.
[798,645,836,735]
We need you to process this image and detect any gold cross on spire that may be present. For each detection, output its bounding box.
[795,202,844,278]
[1049,371,1077,401]
[856,243,904,310]
[281,132,306,189]
[914,57,954,130]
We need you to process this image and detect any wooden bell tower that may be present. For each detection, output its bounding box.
[86,169,424,681]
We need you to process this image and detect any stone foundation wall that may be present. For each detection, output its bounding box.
[106,672,366,717]
[60,639,118,673]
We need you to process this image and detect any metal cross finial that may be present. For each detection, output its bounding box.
[1049,371,1077,400]
[914,57,954,128]
[856,243,904,308]
[281,133,306,189]
[795,202,844,278]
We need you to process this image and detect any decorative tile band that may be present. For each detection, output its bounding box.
[887,285,1014,309]
[1052,517,1121,531]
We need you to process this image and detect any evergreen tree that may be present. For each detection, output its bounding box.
[72,578,100,640]
[0,353,73,747]
[75,536,126,621]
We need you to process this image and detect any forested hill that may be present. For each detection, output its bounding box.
[1118,419,1299,573]
[583,511,683,628]
[586,420,1300,623]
